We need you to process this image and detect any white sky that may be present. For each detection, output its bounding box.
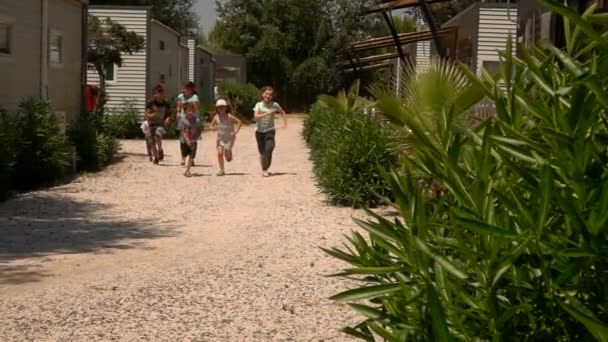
[196,0,218,34]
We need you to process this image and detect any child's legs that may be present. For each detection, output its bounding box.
[261,130,276,171]
[217,146,225,170]
[224,148,233,162]
[255,131,265,156]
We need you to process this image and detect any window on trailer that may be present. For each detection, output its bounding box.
[106,63,115,81]
[49,31,63,64]
[160,40,165,51]
[0,23,12,55]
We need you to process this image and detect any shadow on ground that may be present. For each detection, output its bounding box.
[0,194,178,285]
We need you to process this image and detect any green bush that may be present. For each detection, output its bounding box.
[327,2,608,341]
[305,82,395,207]
[96,132,121,166]
[218,83,258,122]
[103,99,142,139]
[69,115,120,171]
[0,109,18,199]
[13,100,72,190]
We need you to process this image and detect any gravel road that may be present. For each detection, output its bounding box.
[0,118,362,341]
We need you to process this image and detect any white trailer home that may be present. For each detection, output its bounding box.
[0,0,87,124]
[440,2,518,75]
[87,6,191,113]
[187,39,216,103]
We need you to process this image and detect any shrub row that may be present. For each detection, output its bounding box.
[0,100,73,200]
[304,83,396,207]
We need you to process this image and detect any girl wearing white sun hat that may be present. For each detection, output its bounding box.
[209,99,242,176]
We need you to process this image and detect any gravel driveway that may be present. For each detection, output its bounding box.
[0,118,361,341]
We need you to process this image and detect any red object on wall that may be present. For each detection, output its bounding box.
[86,85,98,113]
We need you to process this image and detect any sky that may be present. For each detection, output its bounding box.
[196,0,218,34]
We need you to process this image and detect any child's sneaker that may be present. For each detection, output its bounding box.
[216,170,225,176]
[158,149,164,161]
[153,158,159,165]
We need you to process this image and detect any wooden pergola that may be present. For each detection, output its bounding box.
[340,0,453,77]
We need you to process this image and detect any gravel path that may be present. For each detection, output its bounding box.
[0,118,362,341]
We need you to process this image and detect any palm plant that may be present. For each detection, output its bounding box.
[326,1,608,340]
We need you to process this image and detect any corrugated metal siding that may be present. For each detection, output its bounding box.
[197,47,214,103]
[150,20,182,97]
[87,8,148,113]
[187,39,195,82]
[476,7,518,74]
[414,20,431,73]
[0,0,42,112]
[48,0,83,123]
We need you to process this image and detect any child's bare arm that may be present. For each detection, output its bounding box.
[209,115,219,130]
[229,114,242,134]
[253,110,267,119]
[280,109,287,128]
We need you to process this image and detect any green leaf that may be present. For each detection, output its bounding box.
[428,287,450,342]
[454,216,517,237]
[558,297,608,342]
[537,164,553,236]
[344,266,406,275]
[330,283,403,302]
[415,238,468,280]
[341,326,375,342]
[348,304,391,320]
[558,248,599,258]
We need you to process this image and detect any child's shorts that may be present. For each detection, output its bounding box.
[181,141,197,159]
[140,121,150,136]
[217,135,235,150]
[150,124,166,138]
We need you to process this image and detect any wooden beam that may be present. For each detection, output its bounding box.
[342,27,457,53]
[343,62,394,73]
[337,52,401,67]
[363,0,450,14]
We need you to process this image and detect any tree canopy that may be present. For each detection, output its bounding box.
[211,0,384,109]
[89,0,199,36]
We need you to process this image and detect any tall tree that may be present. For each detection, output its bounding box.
[89,0,199,36]
[214,0,379,108]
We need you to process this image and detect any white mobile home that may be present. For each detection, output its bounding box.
[438,2,518,74]
[187,39,216,103]
[87,6,192,113]
[0,0,87,123]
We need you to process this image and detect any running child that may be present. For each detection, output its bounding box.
[253,86,287,177]
[178,102,201,177]
[145,84,172,164]
[209,99,242,176]
[176,82,200,166]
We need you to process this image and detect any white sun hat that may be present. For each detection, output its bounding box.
[216,99,228,107]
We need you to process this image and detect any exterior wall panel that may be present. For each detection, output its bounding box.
[0,0,43,112]
[87,7,149,113]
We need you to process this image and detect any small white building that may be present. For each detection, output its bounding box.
[439,2,518,74]
[88,6,214,113]
[0,0,87,124]
[187,39,216,103]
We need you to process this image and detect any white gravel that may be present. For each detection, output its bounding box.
[0,118,362,341]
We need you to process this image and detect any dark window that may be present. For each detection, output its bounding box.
[482,61,501,75]
[0,23,12,55]
[160,74,166,84]
[160,40,165,51]
[49,31,63,64]
[105,63,115,81]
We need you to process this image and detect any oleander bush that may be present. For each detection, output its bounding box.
[0,100,73,198]
[304,81,396,207]
[0,108,18,199]
[103,99,142,139]
[327,1,608,340]
[69,114,120,171]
